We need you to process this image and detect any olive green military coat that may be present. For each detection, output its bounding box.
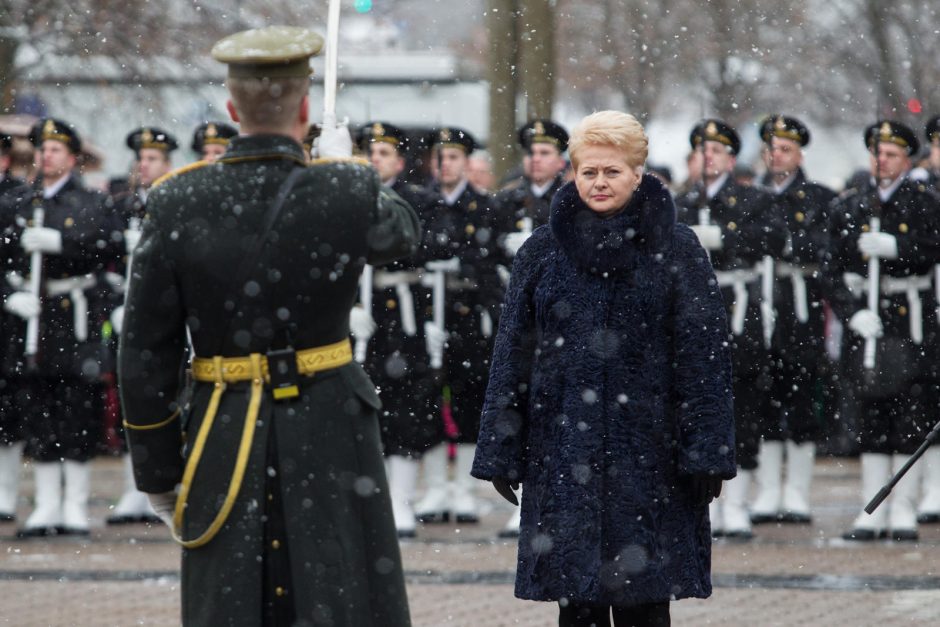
[119,135,419,626]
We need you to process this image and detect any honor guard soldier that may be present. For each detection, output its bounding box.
[495,119,569,260]
[750,115,836,526]
[414,126,498,525]
[355,120,443,537]
[191,121,238,163]
[489,118,568,538]
[917,115,940,523]
[827,121,940,542]
[0,132,29,521]
[104,127,179,525]
[675,119,789,539]
[118,26,417,625]
[1,119,121,537]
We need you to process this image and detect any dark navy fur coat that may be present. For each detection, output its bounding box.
[472,174,735,606]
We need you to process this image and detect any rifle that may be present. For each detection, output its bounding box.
[24,198,45,370]
[353,264,373,363]
[322,0,341,130]
[863,126,883,370]
[425,257,460,369]
[866,418,940,515]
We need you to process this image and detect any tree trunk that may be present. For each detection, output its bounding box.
[517,0,554,121]
[487,0,519,183]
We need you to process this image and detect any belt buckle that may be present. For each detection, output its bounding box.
[266,347,300,401]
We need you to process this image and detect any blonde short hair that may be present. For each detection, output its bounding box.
[568,111,649,170]
[227,76,310,129]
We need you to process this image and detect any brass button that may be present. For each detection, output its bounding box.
[64,217,75,228]
[795,211,805,223]
[728,196,737,207]
[516,219,525,230]
[61,298,71,309]
[267,493,274,501]
[275,586,285,597]
[271,539,281,549]
[862,224,870,232]
[796,190,806,199]
[465,224,476,235]
[386,299,396,310]
[899,306,908,316]
[899,223,909,233]
[727,221,737,231]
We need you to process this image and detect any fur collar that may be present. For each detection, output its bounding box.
[549,173,676,275]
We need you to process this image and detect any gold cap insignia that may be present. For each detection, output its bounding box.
[440,128,452,142]
[43,119,56,137]
[372,122,385,138]
[534,121,545,135]
[706,121,718,137]
[206,124,218,138]
[775,116,787,131]
[142,129,154,144]
[880,122,893,140]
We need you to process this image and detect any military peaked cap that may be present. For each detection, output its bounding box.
[690,118,741,156]
[359,121,406,152]
[518,119,569,153]
[126,127,179,155]
[211,26,324,79]
[29,118,81,154]
[191,121,238,153]
[759,114,810,147]
[925,115,940,143]
[865,120,919,156]
[433,127,477,154]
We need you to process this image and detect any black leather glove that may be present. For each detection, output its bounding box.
[690,474,723,506]
[492,477,520,506]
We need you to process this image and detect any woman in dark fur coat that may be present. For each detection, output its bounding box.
[472,111,736,627]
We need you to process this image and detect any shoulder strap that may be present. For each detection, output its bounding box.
[215,166,306,355]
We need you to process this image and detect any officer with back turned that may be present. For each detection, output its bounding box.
[118,26,418,625]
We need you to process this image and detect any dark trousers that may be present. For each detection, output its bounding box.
[559,601,670,627]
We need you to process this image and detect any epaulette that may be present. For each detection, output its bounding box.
[308,156,371,167]
[151,160,212,190]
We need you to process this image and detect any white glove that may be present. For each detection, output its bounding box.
[124,229,142,255]
[424,321,447,357]
[690,224,723,251]
[349,306,377,341]
[110,305,125,335]
[147,491,177,529]
[4,291,40,320]
[21,226,62,254]
[849,309,883,339]
[858,232,898,259]
[503,231,531,257]
[316,116,353,159]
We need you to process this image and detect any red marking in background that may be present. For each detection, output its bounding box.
[908,98,923,114]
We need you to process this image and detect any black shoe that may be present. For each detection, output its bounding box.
[498,528,520,539]
[711,529,726,538]
[15,525,62,539]
[750,512,780,525]
[778,512,812,524]
[59,526,91,537]
[842,528,885,541]
[0,512,15,523]
[416,511,450,524]
[454,513,479,524]
[917,512,940,524]
[891,529,919,542]
[397,528,417,539]
[106,513,163,525]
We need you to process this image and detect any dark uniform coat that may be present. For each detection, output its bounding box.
[0,175,119,461]
[675,176,788,469]
[422,180,500,443]
[119,135,419,626]
[472,176,735,605]
[0,173,29,445]
[366,179,442,457]
[760,169,836,443]
[823,175,940,453]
